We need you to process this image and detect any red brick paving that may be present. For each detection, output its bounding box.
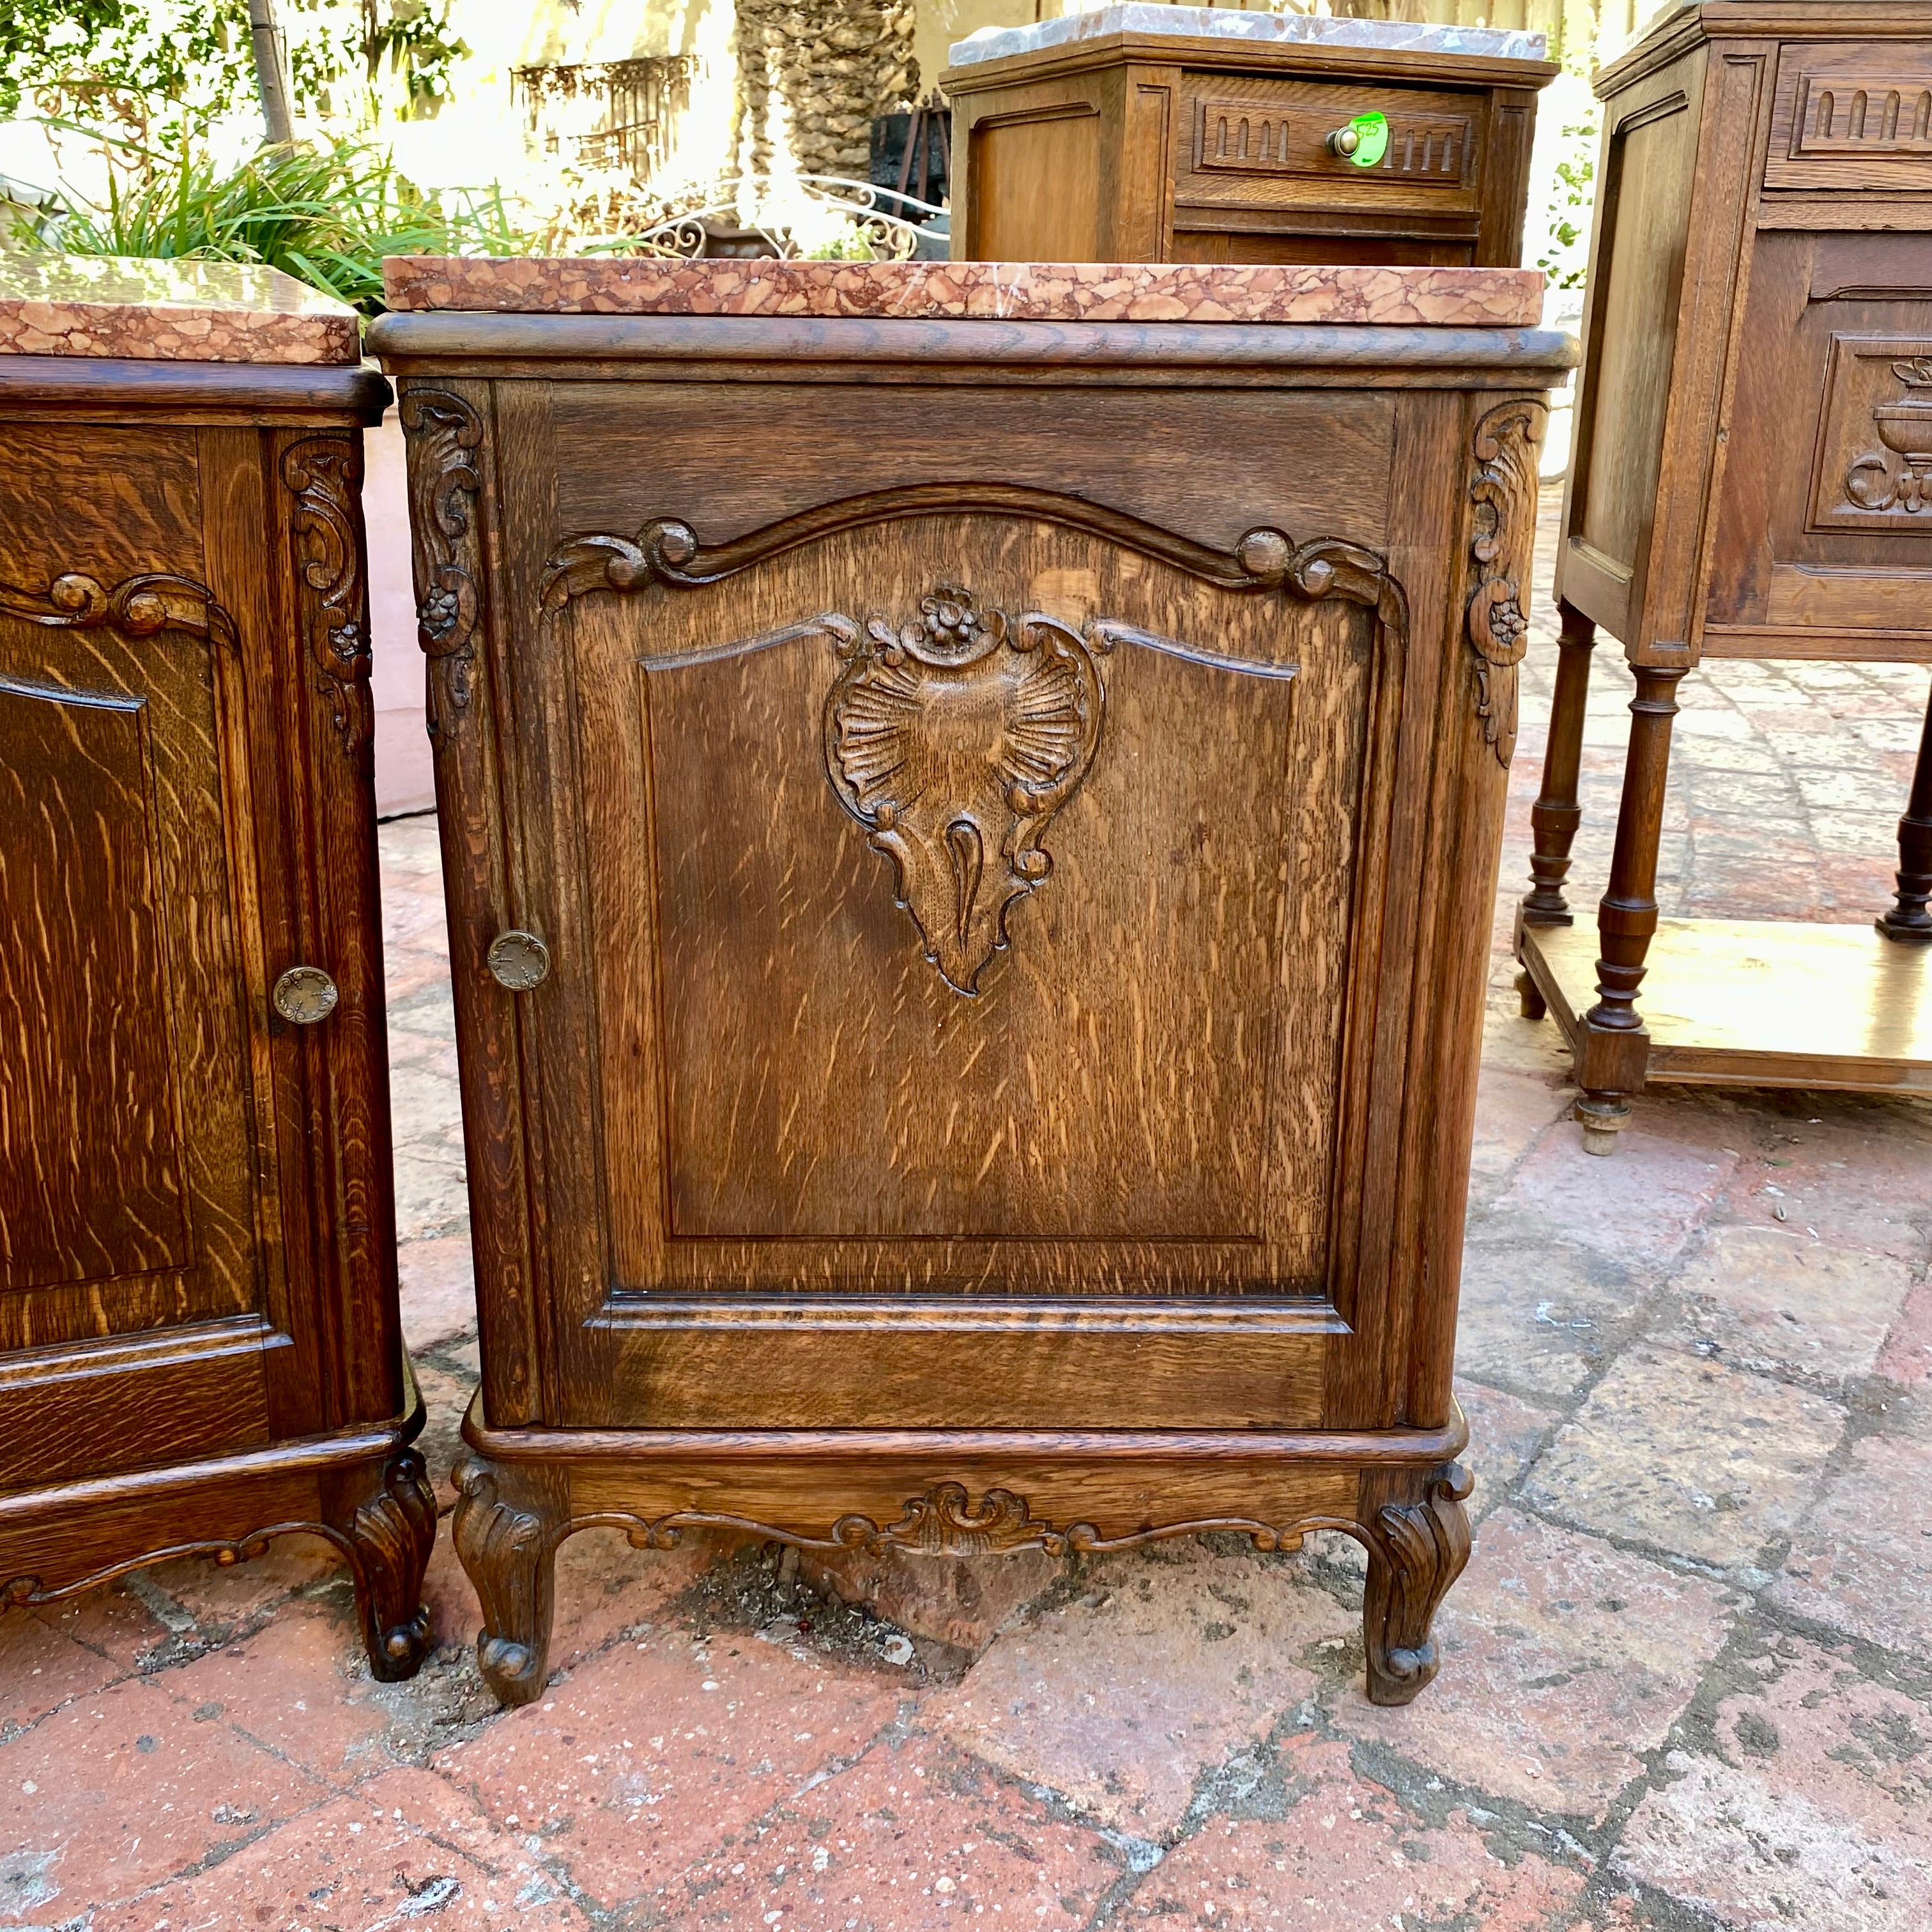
[661,1734,1123,1929]
[433,1620,909,1910]
[1333,1508,1734,1823]
[3,491,1928,1928]
[1124,1737,1590,1929]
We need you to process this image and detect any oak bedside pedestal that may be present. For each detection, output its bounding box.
[371,255,1572,1710]
[0,259,436,1676]
[1519,1,1932,1147]
[940,6,1556,268]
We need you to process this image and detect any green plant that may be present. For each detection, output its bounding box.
[17,127,535,314]
[1535,114,1598,293]
[1,0,468,145]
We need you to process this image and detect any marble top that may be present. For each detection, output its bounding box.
[380,256,1545,327]
[947,5,1548,70]
[0,252,361,364]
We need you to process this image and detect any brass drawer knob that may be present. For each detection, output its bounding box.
[1327,111,1390,168]
[487,929,551,992]
[273,965,339,1024]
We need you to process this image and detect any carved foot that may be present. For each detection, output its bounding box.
[1515,969,1548,1021]
[452,1456,565,1707]
[329,1449,438,1682]
[1575,1091,1630,1158]
[1361,1462,1473,1706]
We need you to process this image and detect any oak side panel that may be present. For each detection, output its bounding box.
[1476,86,1539,266]
[967,96,1104,261]
[266,425,404,1429]
[397,376,544,1426]
[1321,386,1465,1432]
[1562,47,1705,638]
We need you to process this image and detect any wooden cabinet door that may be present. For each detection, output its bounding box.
[0,425,289,1486]
[433,374,1487,1440]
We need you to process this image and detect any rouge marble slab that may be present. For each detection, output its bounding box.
[0,252,360,364]
[378,256,1545,328]
[947,4,1548,68]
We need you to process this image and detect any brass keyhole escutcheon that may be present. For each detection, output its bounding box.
[273,965,339,1025]
[487,929,551,992]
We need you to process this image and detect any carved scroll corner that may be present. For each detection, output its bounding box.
[1466,399,1547,770]
[0,569,238,655]
[396,387,485,746]
[281,433,374,760]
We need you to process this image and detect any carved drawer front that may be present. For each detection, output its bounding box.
[0,429,272,1367]
[1176,75,1482,215]
[1766,42,1932,191]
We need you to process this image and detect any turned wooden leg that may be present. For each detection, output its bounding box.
[1360,1462,1472,1705]
[1878,677,1932,945]
[1521,601,1600,928]
[325,1448,438,1682]
[452,1455,567,1707]
[1516,970,1549,1020]
[1575,664,1687,1156]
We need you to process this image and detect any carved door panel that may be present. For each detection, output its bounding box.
[1705,230,1932,646]
[530,496,1406,1432]
[0,431,279,1480]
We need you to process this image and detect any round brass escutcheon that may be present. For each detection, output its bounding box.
[273,965,339,1025]
[487,929,551,992]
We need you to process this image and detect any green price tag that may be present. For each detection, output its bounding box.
[1346,111,1390,168]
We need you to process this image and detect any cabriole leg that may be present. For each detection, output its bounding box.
[1359,1462,1473,1706]
[326,1448,438,1682]
[1878,676,1932,944]
[452,1455,567,1707]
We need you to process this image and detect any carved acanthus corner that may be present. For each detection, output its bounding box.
[1466,399,1546,768]
[397,387,484,746]
[282,435,373,761]
[0,570,238,653]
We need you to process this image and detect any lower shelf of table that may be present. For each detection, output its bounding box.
[1521,916,1932,1093]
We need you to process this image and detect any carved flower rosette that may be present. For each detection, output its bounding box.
[823,585,1106,996]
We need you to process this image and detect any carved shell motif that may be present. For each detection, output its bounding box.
[824,585,1106,995]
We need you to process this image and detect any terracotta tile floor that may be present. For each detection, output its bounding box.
[4,494,1929,1931]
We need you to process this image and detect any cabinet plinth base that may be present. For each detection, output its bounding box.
[0,1372,436,1682]
[452,1395,1473,1710]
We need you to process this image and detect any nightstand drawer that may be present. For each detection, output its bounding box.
[1765,42,1932,192]
[1177,75,1485,217]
